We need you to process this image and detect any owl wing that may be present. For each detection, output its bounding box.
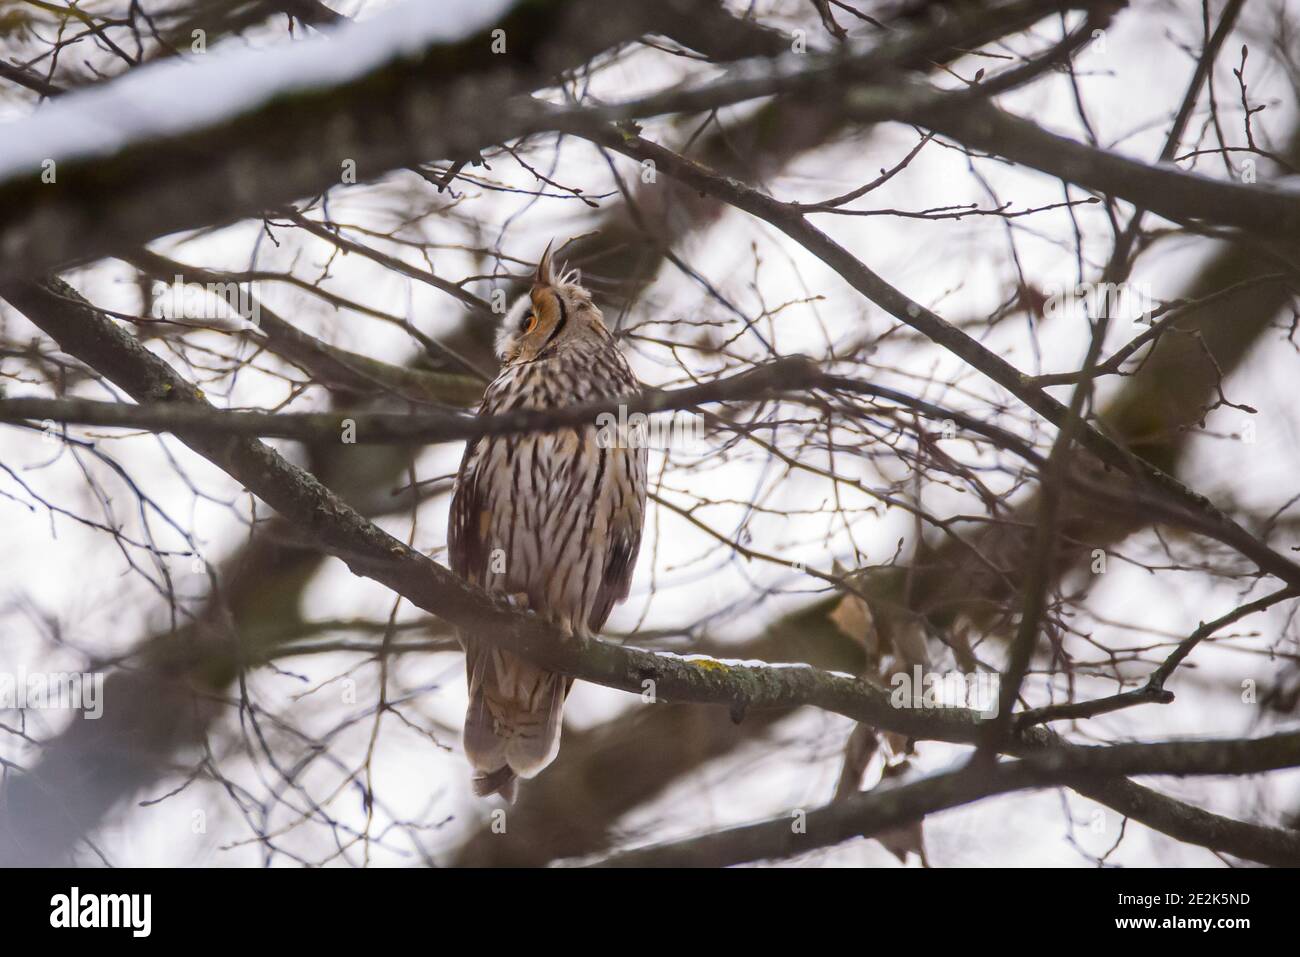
[450,377,520,585]
[588,445,648,633]
[448,436,491,586]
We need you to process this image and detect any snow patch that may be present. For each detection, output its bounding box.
[652,650,854,680]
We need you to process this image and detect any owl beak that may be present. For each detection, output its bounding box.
[534,240,555,287]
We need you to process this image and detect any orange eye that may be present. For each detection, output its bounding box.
[524,313,538,334]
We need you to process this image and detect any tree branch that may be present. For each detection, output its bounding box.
[0,0,684,279]
[0,0,1114,280]
[594,730,1300,867]
[567,123,1300,592]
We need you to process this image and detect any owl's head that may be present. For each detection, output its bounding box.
[497,243,607,364]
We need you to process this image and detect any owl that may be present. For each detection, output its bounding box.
[448,245,648,800]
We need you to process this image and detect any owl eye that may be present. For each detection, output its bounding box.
[520,311,538,334]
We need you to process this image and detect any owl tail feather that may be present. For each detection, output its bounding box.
[471,765,518,802]
[464,643,567,800]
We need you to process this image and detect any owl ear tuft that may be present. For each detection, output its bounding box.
[534,240,555,287]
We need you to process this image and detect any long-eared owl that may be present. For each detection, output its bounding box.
[448,245,647,799]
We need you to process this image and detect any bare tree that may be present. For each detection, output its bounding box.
[1,0,1298,868]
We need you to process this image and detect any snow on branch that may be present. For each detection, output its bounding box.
[0,0,671,279]
[0,0,515,181]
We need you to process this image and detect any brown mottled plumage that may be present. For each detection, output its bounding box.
[448,245,647,800]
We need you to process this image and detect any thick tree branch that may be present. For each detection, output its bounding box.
[595,730,1300,867]
[0,0,1112,281]
[0,357,1017,447]
[568,73,1300,237]
[0,0,688,279]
